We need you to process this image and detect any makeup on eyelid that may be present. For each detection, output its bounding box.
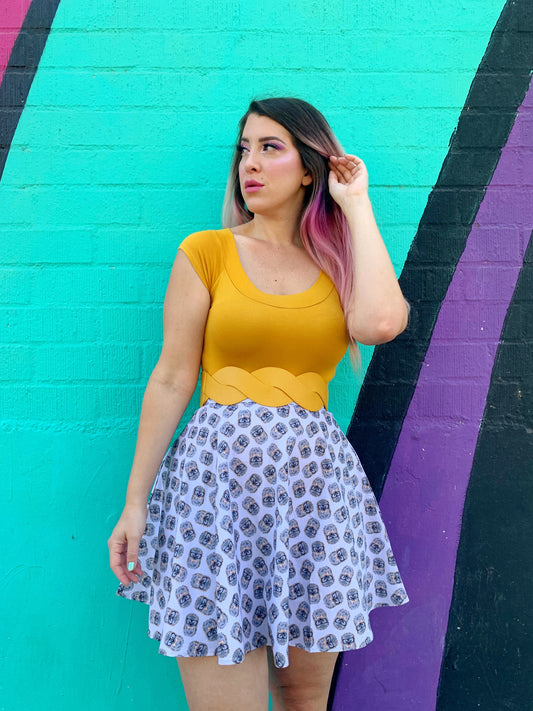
[239,140,285,153]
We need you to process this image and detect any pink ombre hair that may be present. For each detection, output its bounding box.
[222,97,358,361]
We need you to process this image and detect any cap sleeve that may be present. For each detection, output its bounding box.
[179,230,223,293]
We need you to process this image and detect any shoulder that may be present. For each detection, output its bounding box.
[178,229,230,291]
[179,228,233,258]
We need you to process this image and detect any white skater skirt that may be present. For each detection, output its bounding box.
[117,399,408,668]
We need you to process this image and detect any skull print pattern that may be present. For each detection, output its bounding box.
[118,399,408,668]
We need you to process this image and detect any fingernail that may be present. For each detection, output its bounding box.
[128,562,135,571]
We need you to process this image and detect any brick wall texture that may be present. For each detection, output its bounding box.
[1,1,530,710]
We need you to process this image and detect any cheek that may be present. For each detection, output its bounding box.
[238,161,249,191]
[271,153,304,180]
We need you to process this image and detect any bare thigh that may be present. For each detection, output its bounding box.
[268,647,339,711]
[177,646,269,711]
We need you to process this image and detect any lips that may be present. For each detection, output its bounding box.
[244,180,264,193]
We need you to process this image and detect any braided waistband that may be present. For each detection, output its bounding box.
[200,367,328,411]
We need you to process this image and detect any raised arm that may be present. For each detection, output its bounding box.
[108,249,210,586]
[328,154,409,345]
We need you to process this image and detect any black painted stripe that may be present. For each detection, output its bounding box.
[0,0,61,182]
[346,0,533,499]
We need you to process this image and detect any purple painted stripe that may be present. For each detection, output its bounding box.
[333,83,533,710]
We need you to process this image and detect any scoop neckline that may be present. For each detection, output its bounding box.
[223,228,333,308]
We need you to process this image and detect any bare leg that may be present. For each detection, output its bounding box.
[177,646,269,711]
[268,647,339,711]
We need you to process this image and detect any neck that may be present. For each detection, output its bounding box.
[247,213,302,246]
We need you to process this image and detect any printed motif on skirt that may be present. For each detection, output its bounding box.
[118,400,408,668]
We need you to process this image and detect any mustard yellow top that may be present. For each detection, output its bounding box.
[179,229,349,411]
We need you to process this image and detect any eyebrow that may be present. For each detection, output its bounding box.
[240,136,286,144]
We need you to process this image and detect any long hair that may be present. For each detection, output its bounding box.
[222,97,357,361]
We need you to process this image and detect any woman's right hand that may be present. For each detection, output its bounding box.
[108,504,147,586]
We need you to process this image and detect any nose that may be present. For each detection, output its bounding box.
[242,147,261,172]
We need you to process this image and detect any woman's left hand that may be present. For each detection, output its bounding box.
[328,154,369,209]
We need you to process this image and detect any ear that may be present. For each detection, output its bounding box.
[302,172,313,187]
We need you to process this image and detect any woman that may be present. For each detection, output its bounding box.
[109,97,409,711]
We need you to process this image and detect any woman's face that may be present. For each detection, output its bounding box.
[238,114,312,217]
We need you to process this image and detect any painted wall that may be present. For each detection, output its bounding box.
[337,4,533,708]
[1,1,530,710]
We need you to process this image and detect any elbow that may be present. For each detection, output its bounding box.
[150,361,200,399]
[351,322,402,346]
[377,305,410,343]
[348,302,409,346]
[370,319,406,345]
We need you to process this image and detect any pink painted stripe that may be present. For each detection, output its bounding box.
[0,0,34,83]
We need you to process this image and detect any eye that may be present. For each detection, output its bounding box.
[237,144,249,154]
[262,143,282,151]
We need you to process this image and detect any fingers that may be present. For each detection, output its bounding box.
[328,153,369,206]
[329,155,364,169]
[343,153,363,163]
[108,530,142,586]
[109,505,148,585]
[330,154,363,166]
[109,537,130,586]
[126,539,143,580]
[329,155,358,184]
